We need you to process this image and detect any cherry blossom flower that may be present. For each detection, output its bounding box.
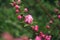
[35,36,42,40]
[17,0,21,4]
[15,5,20,9]
[24,8,28,12]
[16,9,20,13]
[58,14,60,19]
[25,14,33,24]
[46,25,50,29]
[39,32,45,38]
[34,25,39,32]
[45,35,51,40]
[31,25,39,32]
[17,15,22,20]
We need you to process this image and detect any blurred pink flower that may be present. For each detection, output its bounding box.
[10,2,16,6]
[16,9,20,13]
[45,35,51,40]
[31,25,39,32]
[49,20,53,24]
[46,25,50,29]
[35,36,41,40]
[39,32,45,38]
[58,14,60,19]
[2,32,13,40]
[15,5,20,9]
[25,15,33,24]
[17,15,22,20]
[34,25,39,32]
[17,0,21,4]
[24,8,28,12]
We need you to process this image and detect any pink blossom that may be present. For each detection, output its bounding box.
[16,9,20,13]
[2,32,13,40]
[15,5,20,9]
[17,0,21,4]
[34,25,39,32]
[58,14,60,19]
[40,32,43,34]
[25,15,33,24]
[39,32,45,38]
[31,25,39,32]
[24,8,28,12]
[45,35,51,40]
[46,25,50,29]
[41,34,45,38]
[35,36,41,40]
[49,20,53,24]
[10,2,16,6]
[17,15,22,20]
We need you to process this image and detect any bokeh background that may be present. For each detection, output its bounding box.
[0,0,60,40]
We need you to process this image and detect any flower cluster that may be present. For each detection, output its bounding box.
[10,0,33,24]
[35,32,51,40]
[10,0,21,13]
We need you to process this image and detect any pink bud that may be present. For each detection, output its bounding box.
[16,9,20,13]
[35,36,42,40]
[46,25,50,29]
[13,2,16,6]
[34,25,39,32]
[24,8,28,12]
[31,25,39,32]
[58,14,60,19]
[39,32,45,38]
[41,34,45,38]
[17,0,21,4]
[17,15,22,20]
[49,20,53,24]
[40,32,43,34]
[15,5,20,9]
[10,2,16,7]
[45,35,51,40]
